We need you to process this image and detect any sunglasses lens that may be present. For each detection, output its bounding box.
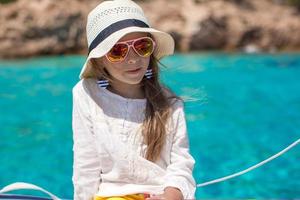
[134,38,154,57]
[107,43,128,62]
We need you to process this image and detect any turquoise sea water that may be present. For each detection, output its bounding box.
[0,53,299,199]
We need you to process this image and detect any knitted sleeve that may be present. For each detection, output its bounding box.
[163,100,196,199]
[72,83,102,200]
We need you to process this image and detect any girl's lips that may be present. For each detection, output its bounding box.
[126,68,142,73]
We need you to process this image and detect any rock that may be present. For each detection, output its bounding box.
[0,0,300,58]
[242,44,261,53]
[237,27,264,52]
[0,0,95,58]
[189,16,228,50]
[168,31,183,51]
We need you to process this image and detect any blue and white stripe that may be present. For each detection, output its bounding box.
[145,69,153,79]
[97,79,109,88]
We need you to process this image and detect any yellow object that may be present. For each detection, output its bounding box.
[94,194,146,200]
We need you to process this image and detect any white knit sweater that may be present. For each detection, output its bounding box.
[72,78,196,200]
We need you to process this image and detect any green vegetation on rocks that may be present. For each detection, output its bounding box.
[0,0,16,4]
[287,0,300,8]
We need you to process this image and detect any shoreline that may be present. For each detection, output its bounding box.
[0,0,300,58]
[0,51,300,62]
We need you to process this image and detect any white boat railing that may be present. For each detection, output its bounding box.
[0,138,299,200]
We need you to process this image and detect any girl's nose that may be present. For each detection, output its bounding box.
[126,47,138,64]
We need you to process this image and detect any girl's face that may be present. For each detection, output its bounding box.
[100,32,151,85]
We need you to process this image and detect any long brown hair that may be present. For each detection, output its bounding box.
[85,56,179,162]
[141,56,179,161]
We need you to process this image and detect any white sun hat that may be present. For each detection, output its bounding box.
[79,0,175,79]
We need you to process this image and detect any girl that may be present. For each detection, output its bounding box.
[72,0,196,200]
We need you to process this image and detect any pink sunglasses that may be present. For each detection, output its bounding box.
[105,36,156,63]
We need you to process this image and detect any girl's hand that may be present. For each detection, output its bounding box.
[146,187,183,200]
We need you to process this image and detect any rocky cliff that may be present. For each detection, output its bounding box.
[0,0,300,58]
